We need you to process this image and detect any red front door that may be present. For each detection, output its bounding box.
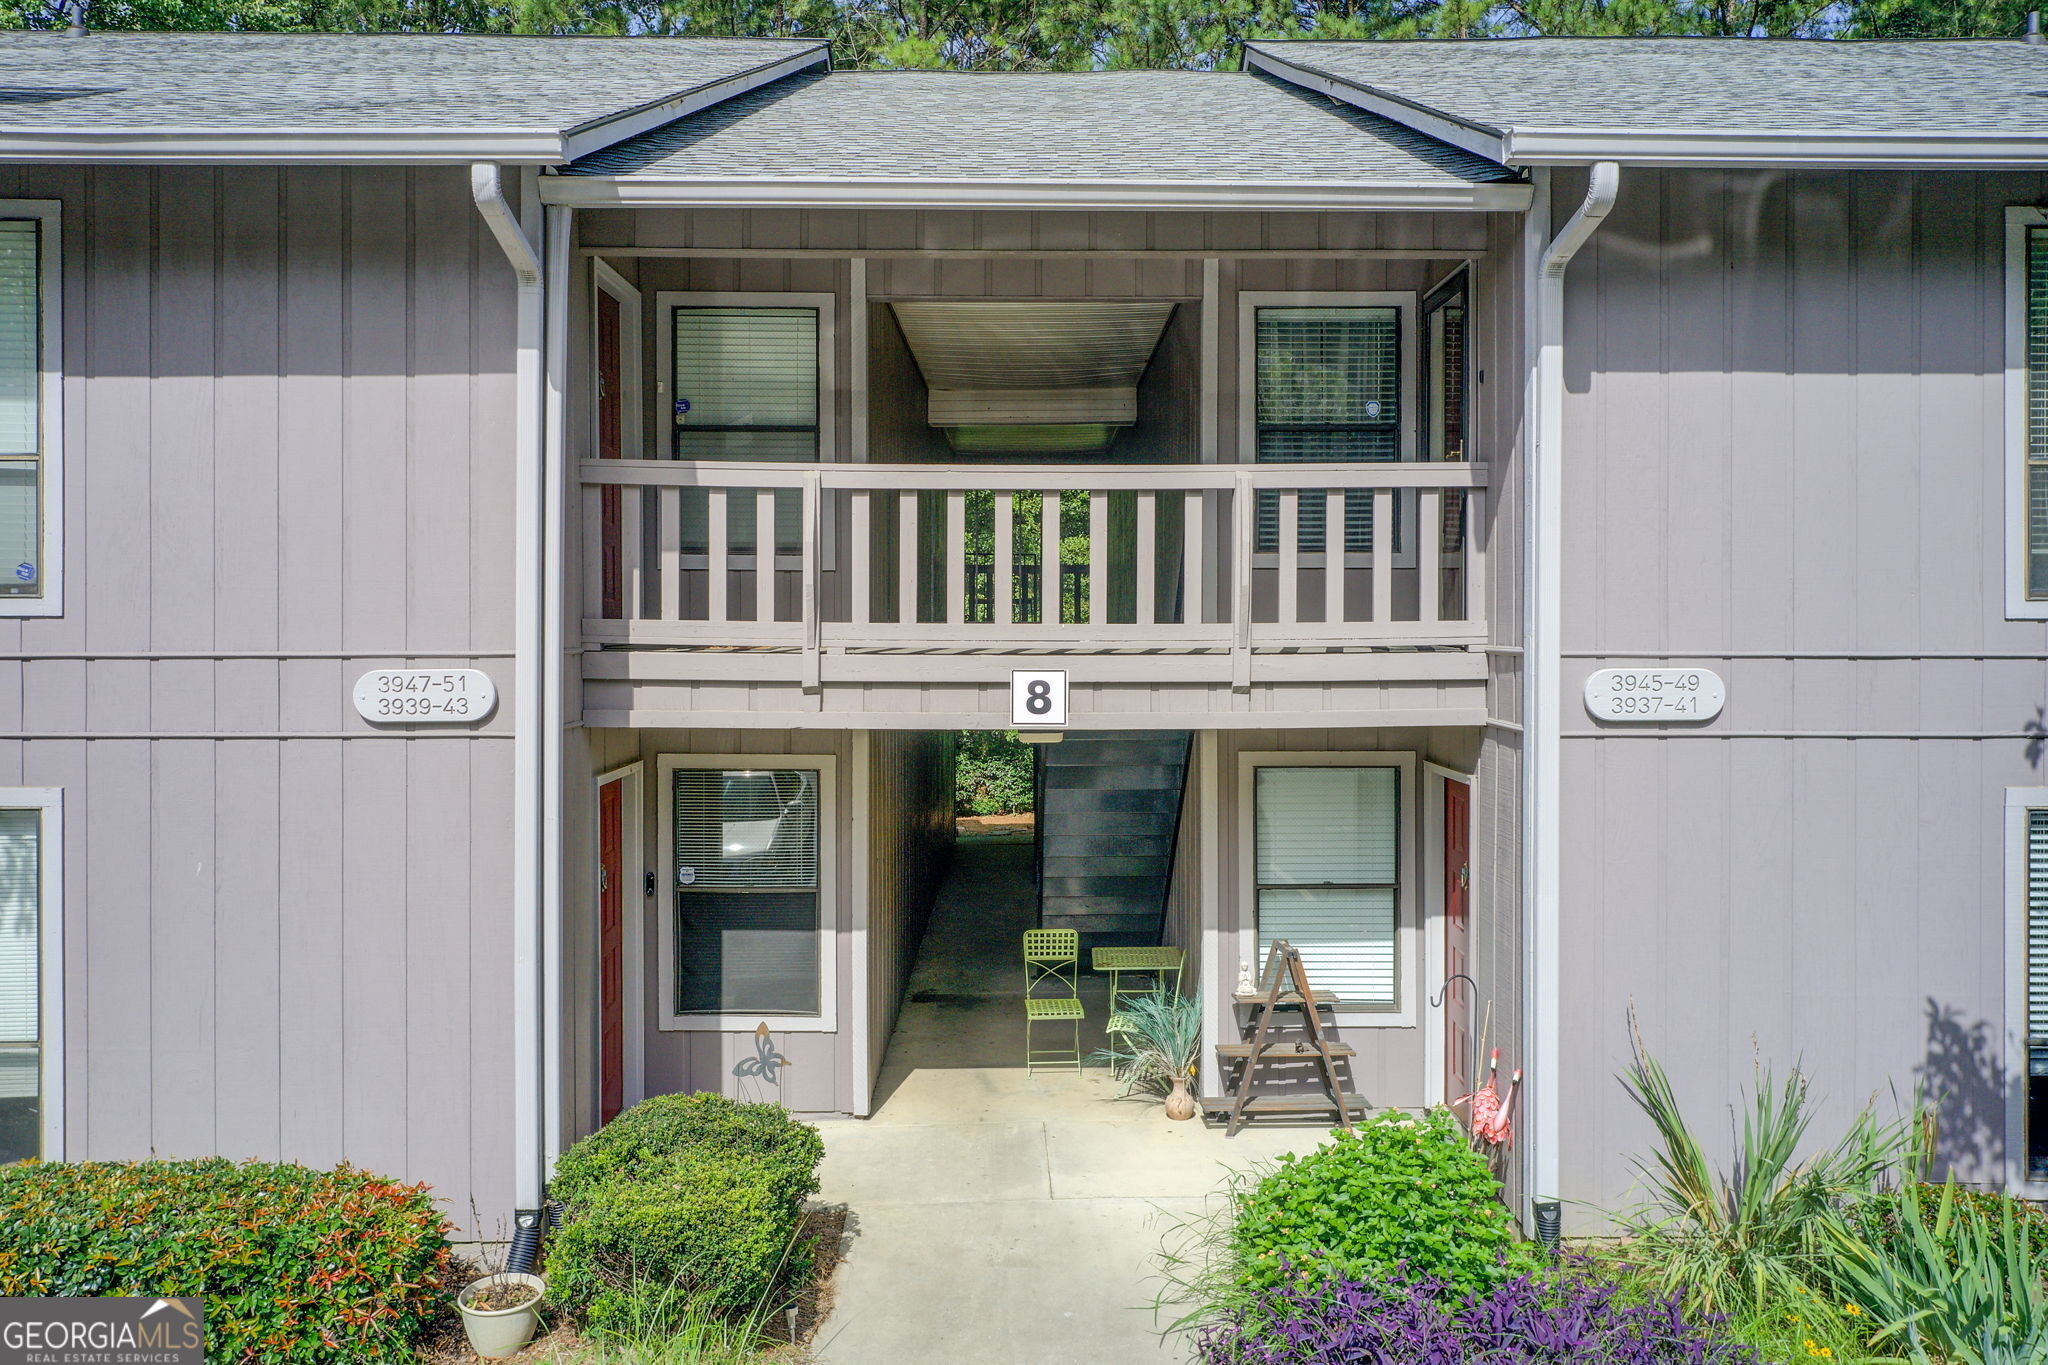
[1443,777,1473,1105]
[598,778,626,1124]
[597,288,624,620]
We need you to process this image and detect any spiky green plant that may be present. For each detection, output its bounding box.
[1090,990,1201,1097]
[1829,1182,2048,1365]
[1615,1031,1923,1316]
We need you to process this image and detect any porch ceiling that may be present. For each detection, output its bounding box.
[891,301,1174,453]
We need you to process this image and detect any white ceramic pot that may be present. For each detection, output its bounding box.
[456,1272,546,1359]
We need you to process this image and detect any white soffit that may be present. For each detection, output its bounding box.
[892,300,1175,431]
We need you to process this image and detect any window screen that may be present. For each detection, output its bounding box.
[0,808,41,1162]
[0,221,40,598]
[2028,230,2048,600]
[672,768,821,1017]
[1255,307,1400,554]
[1254,766,1399,1007]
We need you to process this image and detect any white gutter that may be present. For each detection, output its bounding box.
[472,161,547,1217]
[1525,161,1619,1231]
[541,203,573,1182]
[538,176,1533,213]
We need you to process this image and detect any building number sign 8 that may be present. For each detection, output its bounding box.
[1011,669,1069,728]
[1583,667,1726,723]
[353,669,500,725]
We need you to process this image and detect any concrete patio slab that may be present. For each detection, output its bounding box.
[812,838,1335,1365]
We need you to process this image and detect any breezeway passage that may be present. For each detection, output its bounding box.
[811,837,1326,1365]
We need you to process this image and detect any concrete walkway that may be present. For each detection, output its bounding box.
[812,838,1331,1365]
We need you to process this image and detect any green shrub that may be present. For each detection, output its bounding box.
[1830,1180,2048,1365]
[1231,1109,1531,1299]
[956,730,1034,816]
[0,1157,451,1363]
[546,1094,823,1335]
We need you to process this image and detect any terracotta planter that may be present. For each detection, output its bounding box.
[1165,1074,1196,1121]
[456,1272,546,1359]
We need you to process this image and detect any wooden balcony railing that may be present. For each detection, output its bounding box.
[579,460,1487,686]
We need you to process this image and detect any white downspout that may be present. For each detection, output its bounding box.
[541,203,572,1181]
[1526,160,1619,1235]
[472,162,547,1226]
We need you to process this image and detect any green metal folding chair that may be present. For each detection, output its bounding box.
[1022,928,1079,997]
[1025,996,1086,1073]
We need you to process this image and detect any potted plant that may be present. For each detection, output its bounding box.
[456,1271,546,1359]
[1092,990,1202,1119]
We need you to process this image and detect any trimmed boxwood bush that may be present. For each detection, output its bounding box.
[1233,1108,1533,1300]
[0,1157,452,1363]
[546,1093,823,1333]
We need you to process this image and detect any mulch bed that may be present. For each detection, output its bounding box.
[414,1205,851,1364]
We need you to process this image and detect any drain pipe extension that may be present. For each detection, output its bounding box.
[473,162,548,1268]
[1526,160,1619,1235]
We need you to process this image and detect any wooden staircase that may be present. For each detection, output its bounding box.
[1203,940,1368,1134]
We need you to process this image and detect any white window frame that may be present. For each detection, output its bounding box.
[653,290,837,466]
[2006,208,2048,619]
[0,202,61,618]
[1236,750,1418,1029]
[656,753,837,1034]
[591,259,644,461]
[0,788,62,1160]
[2007,785,2048,1195]
[1238,291,1420,570]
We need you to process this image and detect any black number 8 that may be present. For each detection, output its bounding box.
[1024,679,1053,715]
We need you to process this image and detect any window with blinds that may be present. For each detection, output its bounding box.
[2028,229,2048,601]
[2029,808,2048,1177]
[672,768,821,1017]
[1255,306,1401,555]
[0,808,41,1162]
[671,306,816,559]
[0,220,40,599]
[1254,766,1399,1008]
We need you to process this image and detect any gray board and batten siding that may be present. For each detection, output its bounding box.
[1549,167,2048,1225]
[7,165,520,1237]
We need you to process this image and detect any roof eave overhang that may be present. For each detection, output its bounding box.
[1505,130,2048,169]
[0,127,571,164]
[539,176,1533,212]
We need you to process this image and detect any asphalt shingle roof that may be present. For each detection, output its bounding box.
[1248,38,2048,139]
[0,31,820,133]
[564,67,1522,184]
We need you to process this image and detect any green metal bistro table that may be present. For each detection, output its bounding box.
[1092,945,1185,1005]
[1024,996,1086,1073]
[1093,946,1184,1072]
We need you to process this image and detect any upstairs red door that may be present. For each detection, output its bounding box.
[597,288,624,620]
[1443,777,1473,1105]
[598,778,626,1124]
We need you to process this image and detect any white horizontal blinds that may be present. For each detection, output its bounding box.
[1255,766,1399,1007]
[0,809,40,1124]
[2029,810,2048,1050]
[2028,229,2048,599]
[0,221,38,597]
[1255,307,1400,555]
[672,768,821,1016]
[674,308,816,559]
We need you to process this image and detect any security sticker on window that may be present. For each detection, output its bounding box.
[1011,670,1068,728]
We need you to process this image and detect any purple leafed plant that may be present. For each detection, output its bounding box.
[1195,1268,1762,1365]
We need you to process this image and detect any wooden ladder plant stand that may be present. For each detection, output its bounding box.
[1207,940,1367,1136]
